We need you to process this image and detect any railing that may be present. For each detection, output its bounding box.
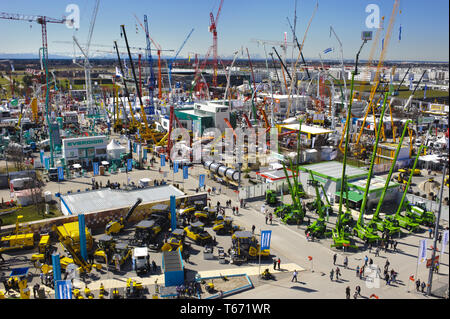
[238,180,288,200]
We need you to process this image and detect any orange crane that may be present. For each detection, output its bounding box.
[209,0,224,87]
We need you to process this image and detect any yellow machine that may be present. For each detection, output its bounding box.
[184,221,213,246]
[230,231,270,263]
[161,229,185,252]
[52,221,95,273]
[31,234,51,263]
[105,198,142,235]
[0,216,35,253]
[212,216,241,235]
[398,168,421,176]
[194,208,217,225]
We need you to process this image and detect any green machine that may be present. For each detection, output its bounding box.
[405,203,435,227]
[265,189,278,206]
[388,145,425,233]
[279,118,306,225]
[352,92,390,244]
[305,170,331,238]
[367,120,414,237]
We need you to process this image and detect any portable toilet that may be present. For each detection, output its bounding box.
[162,250,184,287]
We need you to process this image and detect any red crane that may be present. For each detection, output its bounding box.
[209,0,224,87]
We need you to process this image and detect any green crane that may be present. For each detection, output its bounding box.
[367,119,413,236]
[387,145,424,232]
[305,170,331,238]
[352,92,390,244]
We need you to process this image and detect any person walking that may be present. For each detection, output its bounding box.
[273,258,277,270]
[355,285,361,296]
[269,213,273,225]
[277,258,281,270]
[345,286,351,299]
[336,267,341,280]
[375,246,380,257]
[330,268,334,281]
[428,227,433,239]
[393,241,398,252]
[420,281,426,293]
[415,279,421,292]
[385,273,390,285]
[291,270,298,282]
[265,214,268,224]
[364,255,368,266]
[369,258,373,266]
[343,256,348,269]
[356,265,360,277]
[252,225,256,234]
[333,253,337,265]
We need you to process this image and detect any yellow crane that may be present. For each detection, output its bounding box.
[354,0,400,150]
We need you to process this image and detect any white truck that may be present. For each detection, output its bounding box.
[132,247,150,274]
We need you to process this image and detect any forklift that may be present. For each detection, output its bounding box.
[105,198,142,235]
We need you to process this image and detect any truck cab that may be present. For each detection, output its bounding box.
[133,247,150,275]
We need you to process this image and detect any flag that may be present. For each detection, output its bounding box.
[424,84,427,99]
[160,154,165,167]
[442,230,449,255]
[260,230,272,250]
[381,38,384,51]
[418,239,427,264]
[199,174,205,188]
[183,165,189,179]
[174,161,179,173]
[399,25,402,41]
[127,158,133,171]
[57,166,64,181]
[10,64,14,72]
[93,162,99,176]
[323,47,332,54]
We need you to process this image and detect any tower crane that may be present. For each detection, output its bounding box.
[209,0,224,87]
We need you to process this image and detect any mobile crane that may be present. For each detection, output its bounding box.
[367,120,413,237]
[352,92,389,244]
[305,171,332,238]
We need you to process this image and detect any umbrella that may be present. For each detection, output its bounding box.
[72,163,82,169]
[101,161,110,166]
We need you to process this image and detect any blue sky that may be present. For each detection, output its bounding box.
[0,0,448,61]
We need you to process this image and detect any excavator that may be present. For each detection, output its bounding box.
[105,198,142,235]
[352,92,391,244]
[367,120,413,237]
[387,145,424,233]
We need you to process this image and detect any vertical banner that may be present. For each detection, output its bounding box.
[260,230,272,250]
[170,195,177,231]
[51,253,62,298]
[78,214,88,262]
[441,230,449,255]
[418,239,427,264]
[40,149,44,164]
[199,174,205,188]
[160,154,166,167]
[143,148,148,160]
[174,161,179,173]
[127,158,133,171]
[44,157,50,170]
[93,162,99,176]
[57,166,64,181]
[183,165,189,179]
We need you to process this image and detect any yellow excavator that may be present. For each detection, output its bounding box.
[105,198,142,235]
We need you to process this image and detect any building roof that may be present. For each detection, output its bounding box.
[60,185,184,215]
[299,161,368,181]
[347,176,400,193]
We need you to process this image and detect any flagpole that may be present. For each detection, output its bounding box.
[258,230,262,282]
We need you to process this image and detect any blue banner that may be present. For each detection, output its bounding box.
[127,158,133,171]
[174,161,179,173]
[56,280,72,299]
[40,150,44,163]
[170,195,177,231]
[260,230,272,250]
[199,174,205,188]
[93,162,99,176]
[57,166,64,181]
[183,165,189,179]
[143,148,148,160]
[44,157,50,170]
[160,154,166,167]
